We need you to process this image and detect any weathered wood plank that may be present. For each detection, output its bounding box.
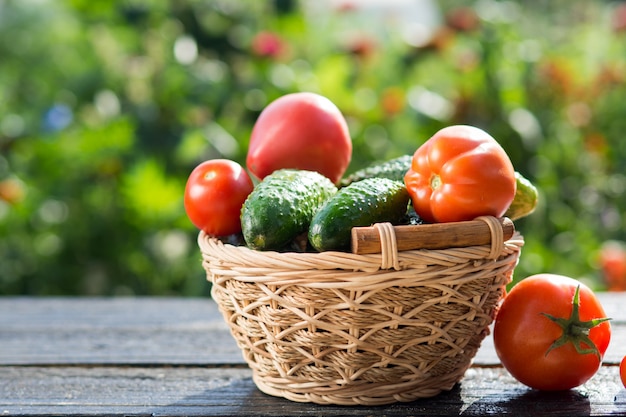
[1,294,625,366]
[0,297,241,365]
[0,365,624,416]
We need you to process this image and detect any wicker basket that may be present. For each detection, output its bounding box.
[198,216,523,406]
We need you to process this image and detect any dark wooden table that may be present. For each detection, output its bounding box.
[1,294,625,416]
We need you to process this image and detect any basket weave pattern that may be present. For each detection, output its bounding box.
[199,216,523,405]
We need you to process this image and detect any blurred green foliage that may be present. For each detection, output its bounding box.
[2,0,626,295]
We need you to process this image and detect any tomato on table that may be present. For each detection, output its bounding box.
[246,92,352,185]
[493,274,611,391]
[404,125,516,223]
[184,159,254,237]
[621,356,626,388]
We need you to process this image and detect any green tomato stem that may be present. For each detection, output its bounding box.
[542,285,611,361]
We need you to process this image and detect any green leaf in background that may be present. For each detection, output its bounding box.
[121,159,185,227]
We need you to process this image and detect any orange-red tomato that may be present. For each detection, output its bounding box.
[620,356,626,388]
[494,274,611,391]
[404,125,516,223]
[246,92,352,185]
[599,241,626,291]
[184,159,254,237]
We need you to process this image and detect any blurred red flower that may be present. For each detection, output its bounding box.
[344,34,377,60]
[446,7,480,32]
[251,31,286,58]
[0,178,25,205]
[612,3,626,33]
[381,87,405,116]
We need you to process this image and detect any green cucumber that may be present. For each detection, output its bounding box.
[339,154,412,187]
[241,169,337,251]
[309,177,410,252]
[505,171,539,221]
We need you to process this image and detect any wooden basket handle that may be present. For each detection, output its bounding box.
[351,216,514,256]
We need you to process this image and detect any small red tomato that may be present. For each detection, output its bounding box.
[494,274,611,391]
[404,125,516,223]
[184,159,254,237]
[246,92,352,185]
[621,356,626,388]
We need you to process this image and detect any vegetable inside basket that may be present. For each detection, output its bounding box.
[199,216,523,406]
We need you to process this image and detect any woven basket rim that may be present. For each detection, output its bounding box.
[198,217,524,289]
[198,217,524,272]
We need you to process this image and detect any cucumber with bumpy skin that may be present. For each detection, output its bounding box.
[241,169,337,251]
[339,155,412,187]
[309,177,410,252]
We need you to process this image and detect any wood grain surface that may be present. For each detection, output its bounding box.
[1,294,625,416]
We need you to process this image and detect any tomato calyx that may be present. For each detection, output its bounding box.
[542,285,611,360]
[430,174,442,190]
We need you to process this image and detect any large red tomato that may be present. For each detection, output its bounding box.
[404,125,516,223]
[493,274,611,391]
[184,159,254,237]
[246,92,352,184]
